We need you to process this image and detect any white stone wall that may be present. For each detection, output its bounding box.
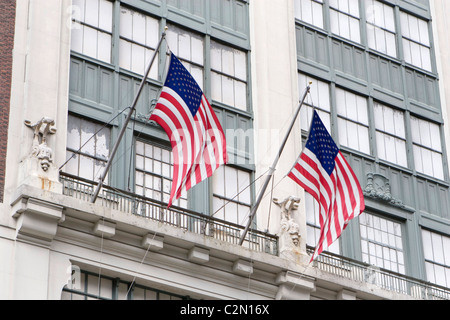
[0,0,72,299]
[430,0,450,177]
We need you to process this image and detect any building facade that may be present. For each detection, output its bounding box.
[0,0,449,300]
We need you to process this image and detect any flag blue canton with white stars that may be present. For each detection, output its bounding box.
[305,111,340,175]
[164,53,203,117]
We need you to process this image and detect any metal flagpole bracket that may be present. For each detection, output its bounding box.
[238,84,311,246]
[90,29,168,204]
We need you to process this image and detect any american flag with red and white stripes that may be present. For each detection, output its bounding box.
[288,110,365,262]
[150,53,227,208]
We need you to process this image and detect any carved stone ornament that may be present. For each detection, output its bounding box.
[363,173,405,208]
[24,117,57,172]
[273,196,301,248]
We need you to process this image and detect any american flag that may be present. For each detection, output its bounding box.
[150,53,227,207]
[288,110,365,262]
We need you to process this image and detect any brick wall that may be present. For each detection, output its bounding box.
[0,0,16,202]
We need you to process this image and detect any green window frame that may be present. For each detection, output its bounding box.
[411,115,444,180]
[212,165,252,226]
[135,140,188,209]
[373,102,408,167]
[62,269,190,300]
[329,0,361,43]
[294,0,434,72]
[365,0,397,57]
[71,0,113,63]
[294,0,324,29]
[400,11,432,72]
[119,6,160,78]
[421,229,450,288]
[64,114,111,183]
[305,192,341,255]
[299,73,331,133]
[336,87,370,155]
[359,212,406,275]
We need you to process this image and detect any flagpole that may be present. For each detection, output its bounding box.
[90,28,168,204]
[238,83,311,245]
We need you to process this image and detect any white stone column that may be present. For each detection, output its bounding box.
[249,0,308,257]
[10,0,72,195]
[4,0,73,300]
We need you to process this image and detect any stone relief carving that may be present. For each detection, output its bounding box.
[24,117,57,172]
[273,196,301,248]
[363,173,405,208]
[137,99,158,124]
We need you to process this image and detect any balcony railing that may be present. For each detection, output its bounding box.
[58,172,450,300]
[308,247,450,300]
[59,172,278,256]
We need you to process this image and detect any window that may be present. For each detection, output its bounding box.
[299,73,331,133]
[294,0,324,28]
[135,141,187,209]
[65,114,111,182]
[336,88,370,154]
[329,0,361,43]
[360,212,405,274]
[365,0,397,57]
[373,103,407,167]
[119,7,159,78]
[211,41,248,111]
[71,0,113,63]
[411,116,444,180]
[212,166,251,226]
[62,269,188,300]
[400,12,432,71]
[422,230,450,288]
[166,24,204,88]
[305,193,340,255]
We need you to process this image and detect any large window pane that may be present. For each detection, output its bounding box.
[360,212,405,274]
[166,24,204,88]
[211,41,248,111]
[365,0,397,57]
[119,7,159,78]
[71,0,112,63]
[212,166,251,226]
[305,193,340,255]
[135,141,187,209]
[62,270,189,300]
[65,114,111,182]
[400,12,432,71]
[294,0,324,29]
[422,230,450,288]
[336,88,370,154]
[411,116,444,179]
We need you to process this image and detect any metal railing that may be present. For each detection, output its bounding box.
[59,172,278,256]
[59,172,450,300]
[308,247,450,300]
